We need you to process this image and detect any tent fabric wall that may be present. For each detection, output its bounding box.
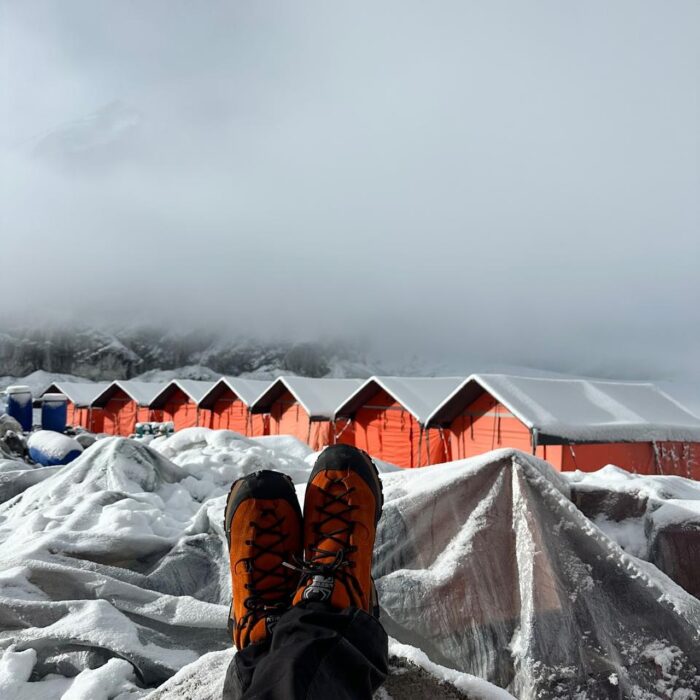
[102,394,137,437]
[161,387,199,431]
[87,407,104,433]
[252,414,269,437]
[560,441,700,479]
[269,393,310,443]
[100,389,158,436]
[339,390,450,468]
[208,397,267,436]
[66,404,87,430]
[68,405,104,433]
[209,398,247,432]
[448,392,536,460]
[268,391,334,451]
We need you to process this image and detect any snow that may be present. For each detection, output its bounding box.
[563,465,700,560]
[93,381,169,407]
[4,386,32,405]
[252,434,314,461]
[252,376,364,419]
[150,427,313,485]
[135,365,222,382]
[43,382,111,407]
[151,380,216,405]
[0,645,141,700]
[388,639,516,699]
[42,393,67,404]
[207,376,272,407]
[27,431,83,463]
[427,373,700,442]
[336,375,465,424]
[144,648,235,699]
[0,370,96,397]
[0,435,699,698]
[660,380,700,420]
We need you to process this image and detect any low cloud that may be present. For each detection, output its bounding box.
[1,1,698,379]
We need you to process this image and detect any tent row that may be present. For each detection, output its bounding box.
[42,374,700,478]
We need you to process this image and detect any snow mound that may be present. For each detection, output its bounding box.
[252,434,314,462]
[150,427,312,484]
[374,449,700,698]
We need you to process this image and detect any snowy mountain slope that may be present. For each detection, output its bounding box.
[0,327,380,382]
[0,370,96,397]
[0,435,698,698]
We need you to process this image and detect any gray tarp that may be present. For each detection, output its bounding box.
[374,450,700,698]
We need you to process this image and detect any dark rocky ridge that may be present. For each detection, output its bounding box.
[0,327,367,380]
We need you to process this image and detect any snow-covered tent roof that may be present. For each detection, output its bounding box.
[42,382,111,407]
[150,380,217,409]
[92,381,168,408]
[335,376,465,426]
[199,377,272,410]
[250,377,363,420]
[426,373,700,443]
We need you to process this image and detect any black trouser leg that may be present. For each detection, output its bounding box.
[223,602,389,700]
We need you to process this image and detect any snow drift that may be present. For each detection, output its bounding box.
[0,431,697,699]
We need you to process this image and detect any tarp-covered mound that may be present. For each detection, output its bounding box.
[566,465,700,599]
[374,449,700,699]
[0,430,315,698]
[0,433,699,699]
[0,440,228,695]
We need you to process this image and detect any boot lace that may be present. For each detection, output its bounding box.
[238,508,294,630]
[285,478,366,605]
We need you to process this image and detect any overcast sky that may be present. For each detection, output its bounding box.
[1,1,698,378]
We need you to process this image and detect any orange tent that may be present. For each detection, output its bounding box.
[250,377,363,451]
[335,376,464,468]
[91,381,167,437]
[199,377,271,436]
[41,382,110,432]
[150,380,216,432]
[426,374,700,479]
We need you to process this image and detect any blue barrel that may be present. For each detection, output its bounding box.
[6,385,33,432]
[42,393,68,433]
[27,430,83,466]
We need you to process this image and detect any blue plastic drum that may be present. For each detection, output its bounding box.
[27,430,83,466]
[6,385,33,432]
[42,393,68,433]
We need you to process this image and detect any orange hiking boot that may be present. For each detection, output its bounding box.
[224,470,302,650]
[292,445,383,615]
